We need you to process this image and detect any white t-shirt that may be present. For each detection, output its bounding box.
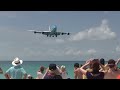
[61,71,68,79]
[36,71,44,79]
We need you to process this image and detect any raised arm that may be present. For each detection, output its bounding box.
[97,59,108,74]
[99,64,106,72]
[116,58,120,66]
[98,60,106,71]
[42,67,49,79]
[101,64,109,75]
[79,60,91,75]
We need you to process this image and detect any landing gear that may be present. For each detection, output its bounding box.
[67,33,70,35]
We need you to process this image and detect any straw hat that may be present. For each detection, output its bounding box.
[61,65,66,69]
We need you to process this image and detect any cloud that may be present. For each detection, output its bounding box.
[69,19,116,41]
[24,48,65,57]
[116,46,120,52]
[65,49,74,55]
[87,49,97,55]
[65,49,82,56]
[23,48,42,56]
[65,48,96,56]
[55,39,65,43]
[23,47,97,58]
[0,11,49,19]
[0,11,17,18]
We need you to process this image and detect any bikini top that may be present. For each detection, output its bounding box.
[86,71,104,79]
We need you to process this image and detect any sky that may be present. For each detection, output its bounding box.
[0,11,120,61]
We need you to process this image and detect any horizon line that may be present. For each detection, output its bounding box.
[0,60,109,62]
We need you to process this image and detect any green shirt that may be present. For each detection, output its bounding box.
[6,65,26,79]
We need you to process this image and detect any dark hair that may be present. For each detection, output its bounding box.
[74,63,79,68]
[100,58,105,65]
[49,64,57,71]
[108,59,115,68]
[80,64,83,67]
[39,66,45,73]
[90,59,100,74]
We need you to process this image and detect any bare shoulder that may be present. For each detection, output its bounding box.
[74,68,79,73]
[76,68,81,72]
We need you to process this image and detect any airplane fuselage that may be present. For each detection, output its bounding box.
[30,25,70,37]
[49,29,57,35]
[45,25,57,37]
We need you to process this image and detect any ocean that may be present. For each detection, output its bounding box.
[0,61,86,79]
[0,61,120,79]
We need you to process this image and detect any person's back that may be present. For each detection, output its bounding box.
[6,65,26,79]
[4,57,27,79]
[104,59,120,79]
[60,65,68,79]
[36,66,45,79]
[80,59,105,79]
[43,63,62,79]
[44,72,62,79]
[104,69,120,79]
[61,71,68,79]
[74,63,83,79]
[74,68,83,79]
[36,71,44,79]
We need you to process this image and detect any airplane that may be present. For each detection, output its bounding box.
[28,25,70,37]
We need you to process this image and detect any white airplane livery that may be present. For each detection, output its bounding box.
[28,25,70,37]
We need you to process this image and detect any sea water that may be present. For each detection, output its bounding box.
[0,61,120,79]
[0,61,86,79]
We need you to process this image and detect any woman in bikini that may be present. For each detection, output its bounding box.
[79,59,105,79]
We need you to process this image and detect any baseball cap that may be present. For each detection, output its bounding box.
[49,64,57,71]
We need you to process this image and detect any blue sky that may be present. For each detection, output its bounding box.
[0,11,120,61]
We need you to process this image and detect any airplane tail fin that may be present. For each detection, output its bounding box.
[49,25,51,31]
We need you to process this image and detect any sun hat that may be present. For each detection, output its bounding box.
[12,57,23,66]
[27,74,33,79]
[61,65,66,69]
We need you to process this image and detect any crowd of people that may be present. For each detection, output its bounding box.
[0,57,120,79]
[74,58,120,79]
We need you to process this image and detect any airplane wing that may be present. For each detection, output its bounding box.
[56,32,70,35]
[28,30,51,35]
